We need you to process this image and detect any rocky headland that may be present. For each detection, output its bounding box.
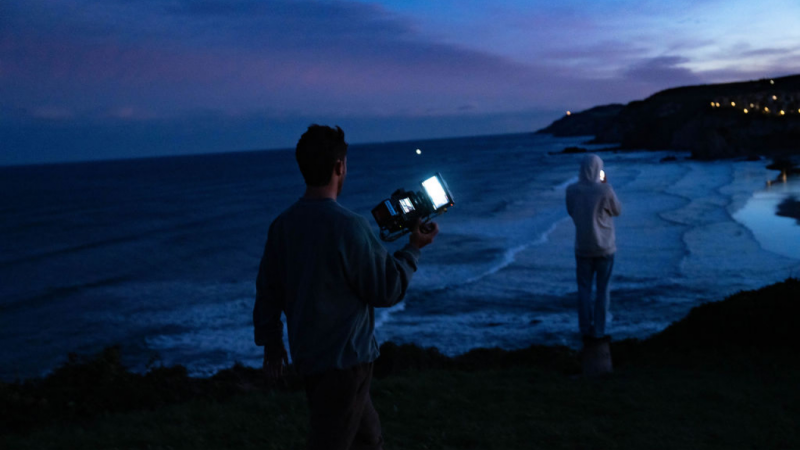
[536,104,625,138]
[538,75,800,160]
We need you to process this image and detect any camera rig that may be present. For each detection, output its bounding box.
[371,173,455,242]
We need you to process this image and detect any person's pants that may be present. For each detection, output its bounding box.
[576,254,615,339]
[304,362,383,450]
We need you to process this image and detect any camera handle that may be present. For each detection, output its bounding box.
[379,210,445,242]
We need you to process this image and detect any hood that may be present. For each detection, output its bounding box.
[579,154,603,182]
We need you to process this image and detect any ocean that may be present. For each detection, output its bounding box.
[2,133,799,380]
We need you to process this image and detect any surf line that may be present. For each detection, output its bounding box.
[462,216,571,286]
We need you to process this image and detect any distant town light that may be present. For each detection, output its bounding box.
[765,107,770,112]
[770,79,775,84]
[710,102,715,107]
[743,108,749,113]
[731,102,736,107]
[780,110,785,115]
[566,111,571,116]
[750,103,754,108]
[715,102,720,107]
[772,95,777,100]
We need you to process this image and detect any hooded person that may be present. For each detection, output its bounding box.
[566,154,622,341]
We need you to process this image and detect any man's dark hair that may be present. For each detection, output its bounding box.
[295,124,348,186]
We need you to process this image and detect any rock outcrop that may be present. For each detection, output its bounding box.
[536,104,624,137]
[539,75,800,159]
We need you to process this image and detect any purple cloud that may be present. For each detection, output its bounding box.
[2,0,797,164]
[623,56,703,87]
[2,0,559,118]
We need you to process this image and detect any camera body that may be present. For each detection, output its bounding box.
[371,173,455,242]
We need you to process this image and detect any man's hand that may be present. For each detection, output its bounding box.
[263,348,289,379]
[410,219,439,250]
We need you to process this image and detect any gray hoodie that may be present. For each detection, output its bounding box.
[565,154,622,257]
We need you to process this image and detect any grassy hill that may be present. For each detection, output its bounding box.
[2,278,799,449]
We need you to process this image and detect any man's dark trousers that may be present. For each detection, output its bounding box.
[304,362,383,450]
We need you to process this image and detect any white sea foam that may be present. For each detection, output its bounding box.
[408,214,569,293]
[6,135,800,381]
[375,301,406,328]
[553,176,578,191]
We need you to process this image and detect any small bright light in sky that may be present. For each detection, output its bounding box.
[416,149,422,155]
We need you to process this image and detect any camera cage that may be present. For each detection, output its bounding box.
[371,172,454,242]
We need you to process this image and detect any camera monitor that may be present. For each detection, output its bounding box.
[421,175,452,210]
[399,197,415,214]
[371,172,455,242]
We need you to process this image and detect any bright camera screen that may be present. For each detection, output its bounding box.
[422,176,450,210]
[399,197,415,214]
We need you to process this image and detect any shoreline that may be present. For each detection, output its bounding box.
[5,143,800,384]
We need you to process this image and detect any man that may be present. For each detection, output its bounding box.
[566,154,622,341]
[253,124,439,449]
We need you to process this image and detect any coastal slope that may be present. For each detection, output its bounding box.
[1,278,798,449]
[539,75,800,159]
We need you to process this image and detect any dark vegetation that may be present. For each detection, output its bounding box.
[548,146,588,155]
[776,197,800,224]
[538,74,800,159]
[2,279,799,449]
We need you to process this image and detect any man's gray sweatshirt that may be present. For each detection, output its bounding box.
[253,197,420,375]
[566,154,622,257]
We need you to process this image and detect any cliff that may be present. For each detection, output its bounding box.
[539,75,800,159]
[535,104,624,137]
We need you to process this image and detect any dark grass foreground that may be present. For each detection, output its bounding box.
[2,279,799,449]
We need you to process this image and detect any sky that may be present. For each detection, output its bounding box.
[1,0,799,165]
